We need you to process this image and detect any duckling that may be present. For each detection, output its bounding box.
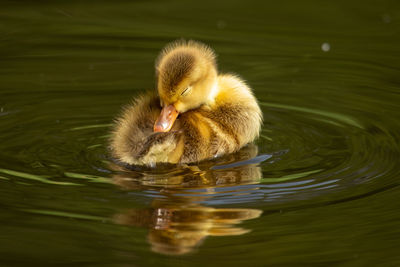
[110,40,262,166]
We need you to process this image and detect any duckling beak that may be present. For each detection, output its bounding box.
[154,104,179,132]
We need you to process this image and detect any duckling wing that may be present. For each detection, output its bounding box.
[110,93,182,166]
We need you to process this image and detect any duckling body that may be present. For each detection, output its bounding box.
[110,40,262,166]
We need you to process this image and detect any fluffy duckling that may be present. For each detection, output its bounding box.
[110,40,262,166]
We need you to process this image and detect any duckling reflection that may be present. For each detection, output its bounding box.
[114,200,261,255]
[111,144,263,255]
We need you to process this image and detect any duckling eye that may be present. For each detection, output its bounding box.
[181,86,192,97]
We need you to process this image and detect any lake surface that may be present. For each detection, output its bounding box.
[1,0,400,265]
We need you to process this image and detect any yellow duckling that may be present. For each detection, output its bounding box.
[110,40,262,166]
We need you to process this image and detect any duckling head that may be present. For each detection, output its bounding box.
[154,40,218,132]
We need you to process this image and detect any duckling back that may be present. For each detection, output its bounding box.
[178,73,262,163]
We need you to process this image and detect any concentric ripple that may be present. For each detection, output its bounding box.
[1,92,399,210]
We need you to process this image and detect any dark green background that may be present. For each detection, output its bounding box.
[1,0,399,265]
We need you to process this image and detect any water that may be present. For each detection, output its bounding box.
[1,0,400,265]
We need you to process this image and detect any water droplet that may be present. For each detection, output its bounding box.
[321,42,330,52]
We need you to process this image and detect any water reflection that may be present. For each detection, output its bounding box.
[111,145,263,255]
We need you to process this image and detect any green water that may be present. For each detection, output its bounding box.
[1,0,400,265]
